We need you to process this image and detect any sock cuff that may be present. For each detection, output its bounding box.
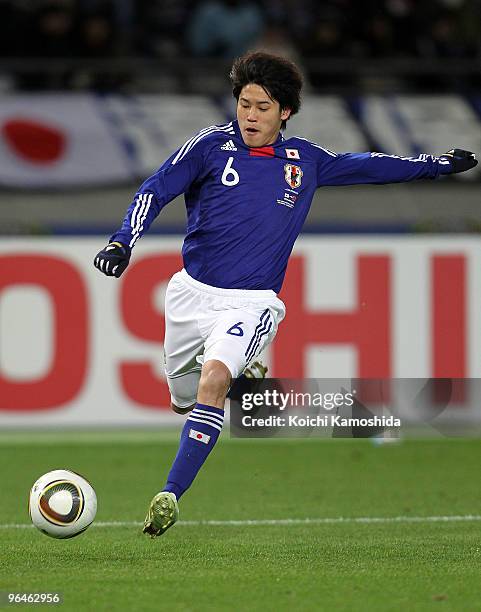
[194,403,224,416]
[188,404,224,432]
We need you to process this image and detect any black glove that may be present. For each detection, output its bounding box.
[439,149,478,174]
[94,241,131,278]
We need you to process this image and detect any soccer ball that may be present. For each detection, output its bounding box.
[29,469,97,539]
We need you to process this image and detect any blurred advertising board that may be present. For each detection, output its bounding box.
[0,94,480,188]
[0,236,479,427]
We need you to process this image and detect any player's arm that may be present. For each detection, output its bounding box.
[94,148,203,278]
[316,147,477,187]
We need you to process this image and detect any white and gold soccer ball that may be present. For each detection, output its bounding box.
[29,469,97,539]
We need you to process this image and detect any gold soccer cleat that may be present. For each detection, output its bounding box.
[142,491,179,538]
[244,361,268,379]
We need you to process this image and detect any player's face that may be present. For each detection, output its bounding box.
[237,84,291,147]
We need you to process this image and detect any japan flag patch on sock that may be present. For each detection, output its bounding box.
[189,429,211,444]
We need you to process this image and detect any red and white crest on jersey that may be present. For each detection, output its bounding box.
[284,163,303,189]
[189,428,211,444]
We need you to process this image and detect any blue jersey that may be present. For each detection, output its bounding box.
[111,120,448,293]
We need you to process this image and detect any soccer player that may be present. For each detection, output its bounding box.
[94,51,477,538]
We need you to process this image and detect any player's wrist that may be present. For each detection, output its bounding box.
[109,241,131,255]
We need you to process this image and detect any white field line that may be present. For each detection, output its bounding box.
[2,515,481,530]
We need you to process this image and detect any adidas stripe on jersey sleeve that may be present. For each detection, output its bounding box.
[111,123,235,248]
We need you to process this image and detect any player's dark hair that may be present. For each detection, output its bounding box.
[230,51,303,130]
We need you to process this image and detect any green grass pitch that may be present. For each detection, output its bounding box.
[0,431,480,611]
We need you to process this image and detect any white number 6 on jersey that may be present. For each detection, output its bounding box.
[221,156,240,186]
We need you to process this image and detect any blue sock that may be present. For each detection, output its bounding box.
[164,403,224,500]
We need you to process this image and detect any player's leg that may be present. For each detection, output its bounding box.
[162,273,205,414]
[149,307,283,520]
[168,370,200,414]
[196,359,231,407]
[160,359,230,499]
[143,284,285,538]
[171,360,267,412]
[142,273,208,538]
[143,359,230,538]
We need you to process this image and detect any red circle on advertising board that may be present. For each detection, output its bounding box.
[1,118,66,164]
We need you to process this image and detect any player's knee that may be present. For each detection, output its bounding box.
[198,360,231,398]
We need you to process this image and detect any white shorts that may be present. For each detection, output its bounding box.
[164,269,285,408]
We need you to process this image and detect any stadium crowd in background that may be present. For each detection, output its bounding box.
[1,0,481,90]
